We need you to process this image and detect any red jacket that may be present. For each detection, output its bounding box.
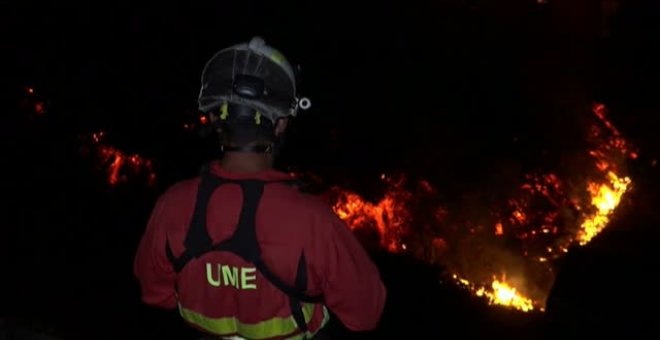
[134,162,386,339]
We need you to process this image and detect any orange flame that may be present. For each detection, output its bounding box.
[329,103,633,313]
[575,104,633,245]
[453,274,536,312]
[332,175,411,252]
[577,170,631,245]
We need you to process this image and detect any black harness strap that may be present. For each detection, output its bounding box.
[166,174,228,273]
[165,170,322,335]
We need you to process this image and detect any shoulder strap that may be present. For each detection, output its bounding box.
[184,174,227,251]
[211,179,264,263]
[166,173,228,273]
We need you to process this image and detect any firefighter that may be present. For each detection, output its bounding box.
[134,37,386,339]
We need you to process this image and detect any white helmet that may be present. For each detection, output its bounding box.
[198,36,310,124]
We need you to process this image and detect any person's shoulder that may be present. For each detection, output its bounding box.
[282,189,339,221]
[155,176,201,207]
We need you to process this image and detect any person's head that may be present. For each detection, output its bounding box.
[198,37,310,164]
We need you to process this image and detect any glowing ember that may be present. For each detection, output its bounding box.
[84,131,156,186]
[34,102,45,115]
[329,102,634,313]
[22,86,47,116]
[495,223,504,236]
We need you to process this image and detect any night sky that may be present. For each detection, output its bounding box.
[2,1,660,338]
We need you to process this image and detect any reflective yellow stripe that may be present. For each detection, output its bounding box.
[293,306,330,340]
[179,303,328,339]
[269,51,285,66]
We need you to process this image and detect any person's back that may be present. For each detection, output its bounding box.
[134,37,386,340]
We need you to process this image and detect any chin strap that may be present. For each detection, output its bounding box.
[221,144,274,154]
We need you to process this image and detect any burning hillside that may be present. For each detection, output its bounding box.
[329,103,634,312]
[76,100,634,313]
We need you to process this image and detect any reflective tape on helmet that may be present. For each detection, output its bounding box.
[220,102,229,120]
[269,50,286,66]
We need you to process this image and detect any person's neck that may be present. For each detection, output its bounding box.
[220,152,274,173]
